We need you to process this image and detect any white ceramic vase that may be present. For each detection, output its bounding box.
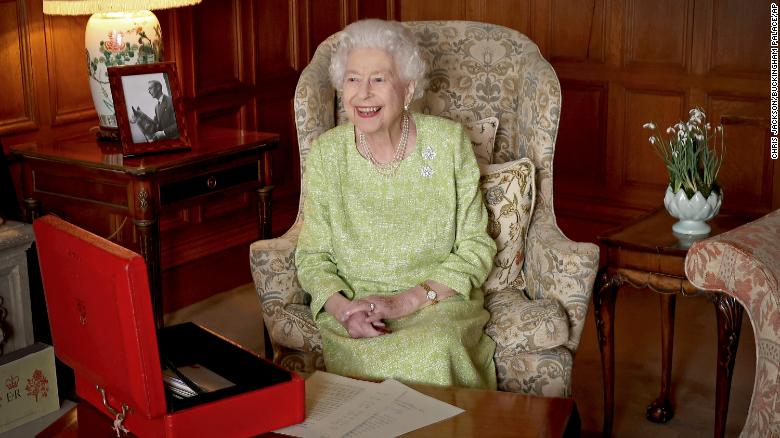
[85,11,162,134]
[663,186,722,235]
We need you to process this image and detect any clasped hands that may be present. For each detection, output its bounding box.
[324,282,454,339]
[325,289,419,339]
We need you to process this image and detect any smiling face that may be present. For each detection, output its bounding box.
[342,48,415,140]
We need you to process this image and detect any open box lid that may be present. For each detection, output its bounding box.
[33,215,167,419]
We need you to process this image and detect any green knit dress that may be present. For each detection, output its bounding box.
[295,113,497,390]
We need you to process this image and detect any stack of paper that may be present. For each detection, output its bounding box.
[275,371,464,438]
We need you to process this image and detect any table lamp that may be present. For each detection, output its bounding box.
[42,0,201,140]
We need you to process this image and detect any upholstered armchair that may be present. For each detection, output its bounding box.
[250,21,599,397]
[685,209,780,437]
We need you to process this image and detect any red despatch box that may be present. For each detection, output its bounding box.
[33,216,304,437]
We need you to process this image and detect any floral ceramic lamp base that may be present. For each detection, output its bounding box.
[85,11,162,140]
[664,186,722,236]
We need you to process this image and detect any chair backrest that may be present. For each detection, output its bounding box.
[293,20,561,222]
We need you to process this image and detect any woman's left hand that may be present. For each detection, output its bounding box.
[342,291,418,323]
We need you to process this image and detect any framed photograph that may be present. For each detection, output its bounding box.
[108,62,190,157]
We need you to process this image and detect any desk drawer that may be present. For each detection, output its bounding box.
[159,162,257,205]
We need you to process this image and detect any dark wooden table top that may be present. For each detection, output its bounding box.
[598,207,757,257]
[38,384,578,438]
[10,127,278,176]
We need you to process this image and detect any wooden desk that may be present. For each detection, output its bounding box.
[593,208,753,437]
[10,128,278,327]
[39,386,579,438]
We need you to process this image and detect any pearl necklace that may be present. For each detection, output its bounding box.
[358,112,410,177]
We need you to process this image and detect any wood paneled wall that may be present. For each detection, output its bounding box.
[1,0,773,246]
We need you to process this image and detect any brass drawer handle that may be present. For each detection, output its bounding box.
[207,176,217,189]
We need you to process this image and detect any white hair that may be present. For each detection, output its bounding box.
[329,19,427,101]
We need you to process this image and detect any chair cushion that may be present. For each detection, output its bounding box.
[484,288,569,357]
[464,116,498,165]
[479,158,535,292]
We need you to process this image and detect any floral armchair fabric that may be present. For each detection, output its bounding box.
[685,209,780,437]
[249,21,599,397]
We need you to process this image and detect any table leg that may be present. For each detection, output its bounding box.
[646,293,676,422]
[134,218,162,328]
[22,198,41,223]
[257,186,274,239]
[712,293,743,438]
[594,269,619,437]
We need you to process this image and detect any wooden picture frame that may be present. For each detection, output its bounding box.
[108,62,190,157]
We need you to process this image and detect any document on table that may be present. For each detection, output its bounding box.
[274,371,464,438]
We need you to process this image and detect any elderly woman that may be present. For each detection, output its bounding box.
[295,19,497,389]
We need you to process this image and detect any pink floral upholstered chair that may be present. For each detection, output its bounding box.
[685,209,780,437]
[249,21,599,397]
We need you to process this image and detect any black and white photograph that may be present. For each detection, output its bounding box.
[121,72,180,144]
[108,62,189,157]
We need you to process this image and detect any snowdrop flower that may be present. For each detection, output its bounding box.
[695,134,704,141]
[666,127,675,134]
[649,136,656,144]
[643,122,656,129]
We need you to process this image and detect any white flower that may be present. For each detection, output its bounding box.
[666,127,675,134]
[695,134,704,141]
[689,108,704,119]
[649,137,656,144]
[422,145,436,160]
[716,126,723,132]
[421,165,434,178]
[706,123,711,130]
[643,122,656,129]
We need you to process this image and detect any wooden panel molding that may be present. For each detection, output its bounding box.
[549,0,607,63]
[707,94,772,214]
[44,15,94,126]
[555,80,608,190]
[624,0,693,70]
[479,0,531,35]
[398,0,467,21]
[193,0,244,96]
[621,89,686,192]
[708,0,767,76]
[0,1,37,134]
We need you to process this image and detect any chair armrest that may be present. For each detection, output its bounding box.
[685,209,780,437]
[523,209,599,351]
[249,221,310,334]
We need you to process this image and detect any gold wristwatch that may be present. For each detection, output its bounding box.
[419,282,438,306]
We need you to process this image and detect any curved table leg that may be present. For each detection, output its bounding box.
[646,293,676,422]
[594,269,620,437]
[712,293,743,438]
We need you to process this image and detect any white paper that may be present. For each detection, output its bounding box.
[275,371,464,438]
[345,379,463,438]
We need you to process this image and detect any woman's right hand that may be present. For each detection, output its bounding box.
[324,292,388,338]
[341,311,388,338]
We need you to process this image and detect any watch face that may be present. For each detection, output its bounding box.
[426,290,437,301]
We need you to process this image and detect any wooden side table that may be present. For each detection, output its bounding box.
[10,127,278,327]
[593,208,753,437]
